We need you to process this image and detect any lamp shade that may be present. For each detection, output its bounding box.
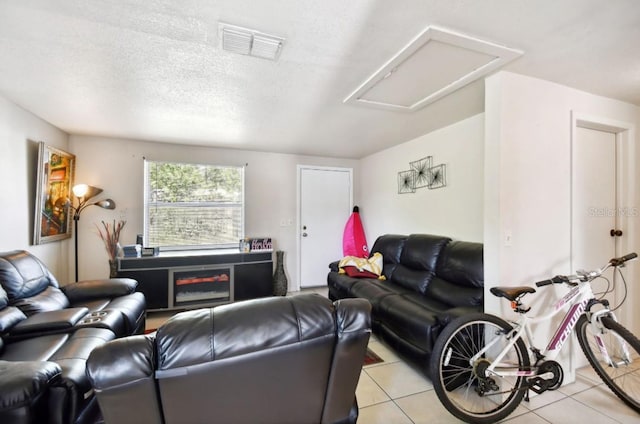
[72,184,103,200]
[95,199,116,209]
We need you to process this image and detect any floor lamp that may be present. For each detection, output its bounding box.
[71,184,116,282]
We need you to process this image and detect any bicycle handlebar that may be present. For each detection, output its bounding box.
[535,275,566,287]
[534,252,637,288]
[610,252,638,267]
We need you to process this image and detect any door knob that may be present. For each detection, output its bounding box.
[302,232,308,237]
[610,229,623,237]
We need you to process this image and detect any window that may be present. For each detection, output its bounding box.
[144,160,244,250]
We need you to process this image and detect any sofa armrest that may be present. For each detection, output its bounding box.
[8,307,89,338]
[62,278,137,303]
[87,335,163,424]
[437,306,482,327]
[0,360,62,424]
[323,298,371,424]
[329,261,340,273]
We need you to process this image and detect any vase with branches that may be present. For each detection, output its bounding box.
[96,220,126,278]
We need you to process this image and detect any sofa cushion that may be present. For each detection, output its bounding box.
[0,251,59,301]
[349,279,410,310]
[327,272,359,298]
[424,277,483,308]
[157,295,336,370]
[436,241,484,288]
[377,294,445,353]
[370,235,407,279]
[399,234,451,272]
[0,360,62,413]
[62,278,137,303]
[387,235,449,294]
[389,265,434,294]
[0,334,70,361]
[370,235,406,264]
[0,285,8,309]
[0,306,26,333]
[12,286,70,316]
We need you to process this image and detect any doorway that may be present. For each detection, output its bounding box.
[297,166,352,289]
[571,113,636,331]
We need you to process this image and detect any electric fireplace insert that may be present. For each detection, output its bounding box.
[169,266,233,308]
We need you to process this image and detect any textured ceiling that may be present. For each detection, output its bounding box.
[0,0,639,158]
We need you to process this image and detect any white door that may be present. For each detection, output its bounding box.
[571,116,636,376]
[572,126,617,278]
[572,117,635,328]
[298,166,352,288]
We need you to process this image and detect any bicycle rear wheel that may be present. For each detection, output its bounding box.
[429,313,530,424]
[575,314,640,412]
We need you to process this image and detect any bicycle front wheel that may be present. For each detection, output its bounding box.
[429,313,530,424]
[576,314,640,412]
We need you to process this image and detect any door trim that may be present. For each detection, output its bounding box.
[570,111,636,326]
[570,112,636,270]
[296,165,353,291]
[569,111,636,380]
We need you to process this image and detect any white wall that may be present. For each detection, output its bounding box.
[484,71,640,315]
[0,94,71,281]
[68,135,358,290]
[484,71,640,380]
[358,113,485,245]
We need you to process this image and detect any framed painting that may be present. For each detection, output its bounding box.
[33,142,75,244]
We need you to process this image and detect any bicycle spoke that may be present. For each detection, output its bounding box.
[576,315,640,412]
[430,313,529,423]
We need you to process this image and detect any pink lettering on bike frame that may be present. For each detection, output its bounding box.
[546,300,588,352]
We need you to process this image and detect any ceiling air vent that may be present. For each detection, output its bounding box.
[344,26,523,112]
[219,23,284,61]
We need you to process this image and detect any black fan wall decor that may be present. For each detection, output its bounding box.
[397,155,448,194]
[428,163,447,189]
[410,156,432,189]
[398,170,416,194]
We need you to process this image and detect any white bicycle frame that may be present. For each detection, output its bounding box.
[471,269,632,379]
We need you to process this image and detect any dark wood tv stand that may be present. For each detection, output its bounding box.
[117,249,273,311]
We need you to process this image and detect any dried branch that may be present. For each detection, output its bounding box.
[95,220,126,262]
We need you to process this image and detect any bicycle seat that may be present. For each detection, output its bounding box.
[490,286,536,301]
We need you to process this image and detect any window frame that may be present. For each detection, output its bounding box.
[143,159,245,251]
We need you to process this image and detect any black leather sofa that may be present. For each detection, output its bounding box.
[327,234,483,375]
[87,294,371,424]
[0,250,147,424]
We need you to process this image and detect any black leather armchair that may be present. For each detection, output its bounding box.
[0,250,146,336]
[0,250,147,424]
[87,294,372,424]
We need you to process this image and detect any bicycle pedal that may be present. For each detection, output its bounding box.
[527,377,548,394]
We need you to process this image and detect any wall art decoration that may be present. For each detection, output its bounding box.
[428,163,447,189]
[398,155,448,194]
[410,156,432,188]
[33,142,75,244]
[397,170,416,194]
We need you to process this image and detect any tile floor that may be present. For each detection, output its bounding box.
[359,334,639,424]
[146,290,640,424]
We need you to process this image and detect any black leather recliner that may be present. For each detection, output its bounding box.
[87,294,371,424]
[0,250,147,424]
[0,250,146,336]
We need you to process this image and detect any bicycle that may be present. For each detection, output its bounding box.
[429,252,640,423]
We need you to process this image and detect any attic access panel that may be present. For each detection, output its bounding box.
[344,26,522,112]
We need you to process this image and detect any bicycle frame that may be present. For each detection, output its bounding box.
[474,278,609,378]
[433,254,640,423]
